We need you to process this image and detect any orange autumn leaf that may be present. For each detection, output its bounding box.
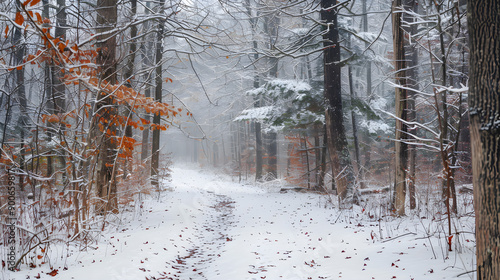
[15,12,24,26]
[29,0,41,6]
[16,65,23,70]
[35,12,42,24]
[47,269,58,276]
[37,255,42,259]
[4,25,8,38]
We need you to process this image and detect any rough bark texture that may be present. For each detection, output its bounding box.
[95,0,118,214]
[321,0,355,203]
[392,0,408,216]
[151,0,166,188]
[468,1,500,279]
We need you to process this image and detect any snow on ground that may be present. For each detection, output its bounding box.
[4,164,476,280]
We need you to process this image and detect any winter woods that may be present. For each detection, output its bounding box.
[0,0,495,278]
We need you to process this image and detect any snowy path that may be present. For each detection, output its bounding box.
[8,165,475,280]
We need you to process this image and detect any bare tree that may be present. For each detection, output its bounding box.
[151,0,166,188]
[391,0,408,216]
[94,0,119,214]
[321,0,356,204]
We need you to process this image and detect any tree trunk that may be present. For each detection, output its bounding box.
[245,0,263,182]
[403,0,418,210]
[302,135,311,189]
[141,86,151,162]
[433,1,455,214]
[468,1,500,278]
[95,0,118,214]
[314,124,322,190]
[54,0,68,184]
[266,131,278,180]
[321,0,356,204]
[392,0,408,216]
[14,1,28,192]
[347,35,362,188]
[140,2,154,163]
[122,0,138,179]
[264,11,279,180]
[151,0,166,188]
[362,0,371,99]
[41,0,53,178]
[319,124,327,190]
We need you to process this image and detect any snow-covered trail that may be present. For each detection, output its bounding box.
[8,165,475,280]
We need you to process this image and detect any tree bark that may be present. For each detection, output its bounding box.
[314,124,322,190]
[392,0,408,216]
[403,0,418,210]
[321,0,356,204]
[264,8,279,180]
[468,1,500,279]
[122,0,138,179]
[347,35,362,188]
[95,0,118,214]
[140,1,154,163]
[151,0,166,188]
[14,1,28,192]
[244,0,263,182]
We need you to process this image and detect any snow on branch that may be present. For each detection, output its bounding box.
[234,106,274,122]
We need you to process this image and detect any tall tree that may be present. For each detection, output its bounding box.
[391,0,408,216]
[140,1,154,163]
[321,0,356,204]
[151,0,166,188]
[264,5,279,180]
[403,0,417,210]
[122,0,138,178]
[95,0,119,214]
[468,0,500,278]
[13,1,28,192]
[244,0,264,181]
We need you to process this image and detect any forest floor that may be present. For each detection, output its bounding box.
[5,164,476,280]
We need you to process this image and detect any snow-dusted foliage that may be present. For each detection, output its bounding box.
[234,79,324,131]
